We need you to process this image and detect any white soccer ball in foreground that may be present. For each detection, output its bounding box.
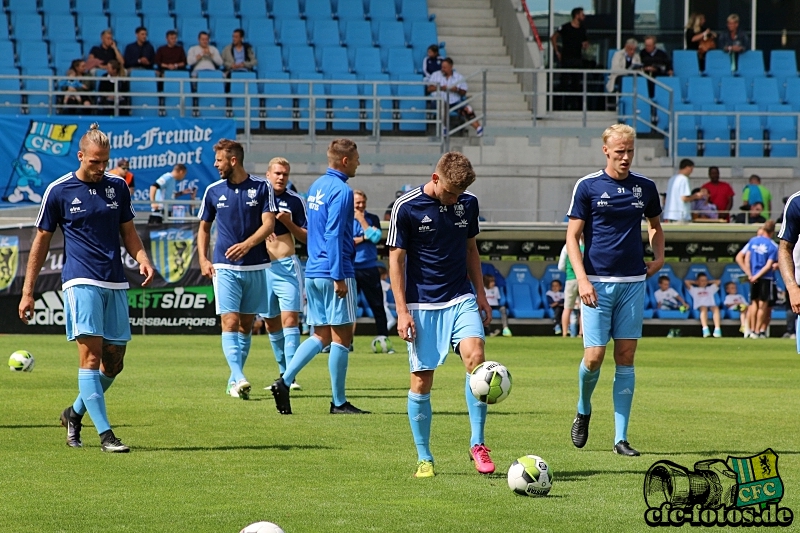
[8,350,35,372]
[508,455,553,496]
[239,522,285,533]
[469,360,511,404]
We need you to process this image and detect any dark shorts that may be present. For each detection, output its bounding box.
[750,279,777,305]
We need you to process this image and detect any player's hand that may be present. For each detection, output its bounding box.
[645,258,664,278]
[225,242,252,261]
[749,275,758,283]
[267,233,276,242]
[200,259,215,279]
[397,311,416,341]
[140,260,155,286]
[578,278,598,308]
[18,295,34,324]
[275,211,291,224]
[334,279,348,298]
[353,209,365,223]
[476,296,492,327]
[788,285,800,314]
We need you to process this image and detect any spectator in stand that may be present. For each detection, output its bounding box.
[685,13,716,71]
[741,174,772,219]
[155,30,187,74]
[551,7,588,110]
[59,64,92,113]
[701,166,735,220]
[654,275,687,311]
[149,164,192,224]
[545,279,565,336]
[690,187,724,221]
[606,38,642,93]
[187,31,223,77]
[663,159,703,223]
[221,29,257,74]
[87,29,125,73]
[108,158,135,197]
[422,44,442,84]
[428,57,483,137]
[718,14,750,71]
[123,26,155,71]
[483,274,511,337]
[685,273,722,338]
[723,281,750,337]
[732,201,766,224]
[640,35,672,99]
[96,60,130,116]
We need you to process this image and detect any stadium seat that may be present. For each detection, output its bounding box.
[360,73,393,131]
[139,0,172,17]
[352,46,382,75]
[674,103,700,156]
[619,76,650,133]
[111,15,144,43]
[719,264,749,319]
[319,46,350,74]
[41,0,72,16]
[718,76,748,106]
[262,78,293,130]
[648,265,689,319]
[195,71,227,118]
[683,264,722,319]
[277,19,309,47]
[74,0,104,15]
[335,0,366,21]
[106,0,138,16]
[733,104,764,157]
[206,0,236,16]
[766,104,798,157]
[229,70,259,126]
[170,0,203,18]
[699,104,732,157]
[208,16,242,47]
[784,78,800,110]
[704,50,734,77]
[481,262,506,289]
[6,0,39,14]
[386,47,414,76]
[504,264,545,318]
[255,45,285,74]
[292,73,326,131]
[129,70,159,116]
[0,77,22,114]
[0,21,8,41]
[245,19,276,47]
[367,0,397,21]
[78,15,111,45]
[769,50,798,78]
[237,0,269,18]
[653,76,683,131]
[17,41,50,71]
[22,68,53,112]
[752,77,781,107]
[163,69,191,117]
[143,17,178,49]
[53,41,83,73]
[271,0,301,21]
[374,20,406,49]
[329,82,361,130]
[304,0,334,21]
[672,50,700,78]
[0,41,16,70]
[686,76,716,105]
[737,50,765,78]
[343,20,373,48]
[357,290,373,318]
[309,19,341,47]
[400,0,433,23]
[286,46,318,72]
[409,20,437,50]
[11,14,45,41]
[539,264,565,319]
[177,16,209,44]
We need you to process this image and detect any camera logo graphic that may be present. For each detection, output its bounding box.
[643,449,793,527]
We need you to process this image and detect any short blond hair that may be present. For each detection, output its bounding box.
[268,156,290,172]
[353,189,367,200]
[602,123,636,145]
[435,151,476,190]
[79,122,110,151]
[727,13,739,23]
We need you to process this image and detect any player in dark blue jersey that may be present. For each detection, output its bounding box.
[778,193,800,352]
[262,157,307,391]
[19,123,155,453]
[566,124,664,457]
[387,152,495,478]
[270,139,369,415]
[197,139,277,400]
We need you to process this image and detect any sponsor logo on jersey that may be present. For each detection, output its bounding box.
[421,215,432,223]
[107,201,119,209]
[246,187,259,207]
[455,218,469,228]
[597,199,608,207]
[307,189,325,211]
[601,192,611,199]
[632,185,643,199]
[71,197,81,204]
[632,200,645,209]
[418,225,432,232]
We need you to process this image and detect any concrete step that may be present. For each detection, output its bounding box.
[451,55,512,66]
[438,26,501,38]
[429,0,489,8]
[434,14,498,27]
[440,35,506,49]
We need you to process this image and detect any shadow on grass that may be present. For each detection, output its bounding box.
[137,444,337,452]
[556,469,644,481]
[381,411,541,416]
[0,424,135,429]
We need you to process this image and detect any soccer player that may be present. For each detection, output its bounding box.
[261,157,307,390]
[566,123,664,457]
[19,123,155,452]
[270,139,369,415]
[198,139,276,399]
[736,221,778,338]
[387,151,495,478]
[778,192,800,351]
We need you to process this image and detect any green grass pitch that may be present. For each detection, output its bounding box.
[1,335,799,532]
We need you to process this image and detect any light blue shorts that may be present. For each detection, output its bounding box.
[407,297,485,372]
[263,255,303,318]
[305,277,357,326]
[213,268,269,315]
[63,285,130,344]
[582,281,645,347]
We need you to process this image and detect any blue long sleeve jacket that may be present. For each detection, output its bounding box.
[304,168,356,280]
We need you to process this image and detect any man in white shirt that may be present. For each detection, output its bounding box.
[427,58,483,137]
[663,158,702,223]
[187,31,223,77]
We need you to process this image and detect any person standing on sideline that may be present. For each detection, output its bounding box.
[566,124,664,457]
[197,139,277,399]
[701,166,735,220]
[19,123,155,452]
[558,236,584,337]
[551,7,589,109]
[352,189,394,353]
[778,192,800,351]
[148,164,194,224]
[270,139,370,415]
[261,157,307,390]
[663,159,702,223]
[737,221,778,338]
[387,152,495,478]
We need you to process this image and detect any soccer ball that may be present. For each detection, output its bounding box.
[8,350,34,372]
[507,455,553,496]
[469,361,511,404]
[370,335,394,353]
[239,522,285,533]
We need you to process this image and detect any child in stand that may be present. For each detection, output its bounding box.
[723,281,749,337]
[545,279,565,336]
[685,272,722,338]
[483,274,511,337]
[654,275,688,311]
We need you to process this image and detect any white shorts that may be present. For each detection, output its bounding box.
[564,279,580,309]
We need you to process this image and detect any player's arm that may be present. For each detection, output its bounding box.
[752,259,774,282]
[389,246,415,341]
[735,248,750,276]
[779,240,800,313]
[119,220,155,286]
[324,190,349,297]
[645,215,665,277]
[197,220,215,278]
[149,182,160,210]
[19,229,53,323]
[279,213,307,244]
[226,211,275,261]
[566,217,597,308]
[557,245,567,271]
[466,237,491,326]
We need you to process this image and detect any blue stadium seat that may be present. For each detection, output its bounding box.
[286,45,318,72]
[237,0,269,18]
[719,264,749,319]
[683,264,722,319]
[6,0,39,14]
[53,41,83,73]
[170,0,204,18]
[359,73,393,131]
[139,0,172,17]
[245,19,276,46]
[769,50,797,78]
[304,0,333,21]
[700,103,732,157]
[206,0,235,15]
[704,50,734,77]
[261,78,293,130]
[386,47,414,76]
[208,16,242,47]
[129,69,159,116]
[505,264,545,318]
[22,68,53,112]
[540,265,566,319]
[271,0,301,21]
[335,0,366,21]
[309,19,341,47]
[734,104,764,157]
[409,20,437,49]
[367,0,397,21]
[374,20,405,49]
[647,265,689,319]
[74,0,105,15]
[18,41,50,71]
[718,76,748,106]
[229,70,259,126]
[277,19,309,46]
[396,82,425,131]
[163,69,191,117]
[45,15,78,45]
[78,15,110,45]
[319,46,350,74]
[653,76,683,131]
[0,77,22,114]
[111,15,143,43]
[737,50,765,78]
[0,41,16,69]
[400,0,432,23]
[255,45,284,74]
[292,73,326,131]
[329,82,361,130]
[686,76,716,105]
[195,70,227,118]
[784,78,800,110]
[752,76,781,108]
[352,46,382,75]
[143,16,178,49]
[0,20,8,41]
[177,16,209,44]
[41,0,72,15]
[766,104,798,157]
[11,13,45,41]
[672,50,700,78]
[619,76,650,133]
[106,0,138,16]
[674,103,700,156]
[343,20,373,47]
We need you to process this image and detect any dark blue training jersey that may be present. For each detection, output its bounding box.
[567,170,661,282]
[386,186,480,308]
[744,235,778,280]
[779,192,800,244]
[354,211,381,270]
[36,171,135,290]
[304,168,356,280]
[274,189,307,237]
[198,175,277,270]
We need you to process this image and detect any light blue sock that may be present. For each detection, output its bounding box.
[465,373,487,446]
[268,330,286,373]
[282,336,323,385]
[238,332,252,369]
[408,391,433,461]
[73,371,114,416]
[613,365,635,443]
[283,326,301,368]
[222,332,245,383]
[577,361,601,415]
[78,369,111,434]
[328,342,349,406]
